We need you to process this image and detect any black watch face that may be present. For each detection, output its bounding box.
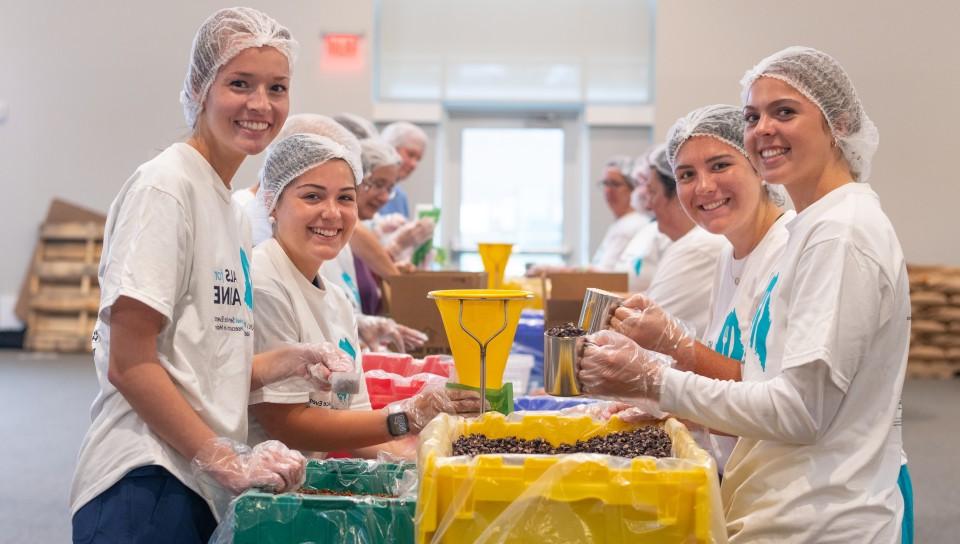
[389,412,409,436]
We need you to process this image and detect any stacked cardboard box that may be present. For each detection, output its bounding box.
[908,265,960,378]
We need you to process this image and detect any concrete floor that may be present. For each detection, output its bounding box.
[0,351,957,543]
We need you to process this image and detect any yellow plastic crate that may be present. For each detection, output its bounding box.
[416,413,725,543]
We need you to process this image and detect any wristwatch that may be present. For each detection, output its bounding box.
[386,408,410,437]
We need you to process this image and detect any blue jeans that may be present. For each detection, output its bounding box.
[899,464,914,544]
[72,465,216,544]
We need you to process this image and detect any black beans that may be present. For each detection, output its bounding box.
[452,427,672,458]
[546,322,586,338]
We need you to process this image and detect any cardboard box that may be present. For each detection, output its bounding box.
[542,272,628,330]
[383,271,487,351]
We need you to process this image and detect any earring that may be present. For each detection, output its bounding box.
[268,216,276,225]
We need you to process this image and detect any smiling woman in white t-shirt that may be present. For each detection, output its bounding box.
[578,47,912,543]
[69,9,359,544]
[247,133,484,459]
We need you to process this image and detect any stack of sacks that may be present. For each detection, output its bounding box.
[362,353,454,408]
[907,265,960,377]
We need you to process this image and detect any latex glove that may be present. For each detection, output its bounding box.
[358,315,428,352]
[610,293,695,369]
[192,437,306,495]
[386,218,435,259]
[389,386,488,433]
[394,261,416,273]
[264,342,356,392]
[577,329,674,401]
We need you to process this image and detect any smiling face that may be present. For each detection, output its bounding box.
[674,136,766,244]
[271,159,358,279]
[357,163,400,220]
[195,46,290,163]
[743,77,836,189]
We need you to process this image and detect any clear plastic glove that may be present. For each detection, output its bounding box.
[560,400,664,422]
[192,437,306,495]
[610,293,695,370]
[358,315,429,353]
[388,385,488,433]
[263,342,356,392]
[577,329,674,401]
[373,213,409,236]
[386,218,435,259]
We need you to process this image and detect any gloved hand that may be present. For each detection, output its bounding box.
[609,294,695,369]
[263,342,356,392]
[577,329,674,401]
[386,218,435,260]
[192,437,306,495]
[388,386,488,433]
[373,213,409,236]
[358,315,429,353]
[559,400,664,422]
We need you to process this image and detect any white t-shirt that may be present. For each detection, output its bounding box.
[700,210,795,471]
[320,244,362,313]
[70,143,255,515]
[614,219,671,292]
[661,184,909,543]
[239,189,273,248]
[231,186,256,208]
[247,238,371,447]
[645,226,727,337]
[591,210,648,270]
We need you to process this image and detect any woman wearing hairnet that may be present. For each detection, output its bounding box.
[639,144,728,336]
[580,47,912,542]
[247,133,484,459]
[68,9,356,542]
[613,155,671,292]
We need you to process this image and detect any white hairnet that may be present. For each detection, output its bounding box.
[276,113,361,165]
[666,104,748,170]
[360,138,402,177]
[740,46,878,181]
[259,134,363,215]
[380,121,428,149]
[647,144,673,182]
[334,113,379,140]
[181,7,298,128]
[630,154,650,184]
[604,155,636,188]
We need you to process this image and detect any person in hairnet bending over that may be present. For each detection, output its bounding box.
[247,133,484,459]
[70,9,346,542]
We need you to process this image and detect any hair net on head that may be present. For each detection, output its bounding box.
[380,121,428,149]
[604,156,636,188]
[647,144,673,181]
[259,134,363,215]
[666,104,749,170]
[334,113,379,140]
[181,7,298,128]
[276,113,361,165]
[360,138,402,177]
[740,46,878,181]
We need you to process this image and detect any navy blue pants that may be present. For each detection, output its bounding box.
[73,465,216,544]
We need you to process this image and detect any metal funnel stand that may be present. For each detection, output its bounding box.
[456,297,509,414]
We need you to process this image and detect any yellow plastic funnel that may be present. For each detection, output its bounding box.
[428,289,532,397]
[477,243,514,289]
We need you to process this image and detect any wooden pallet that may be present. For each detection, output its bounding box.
[24,222,104,353]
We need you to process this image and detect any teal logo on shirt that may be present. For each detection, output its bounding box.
[240,248,253,309]
[341,272,361,305]
[633,257,644,277]
[749,273,779,370]
[715,309,745,362]
[338,338,357,359]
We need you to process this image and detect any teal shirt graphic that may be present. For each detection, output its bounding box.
[240,249,253,309]
[341,272,361,306]
[714,310,745,362]
[633,257,644,277]
[336,338,357,404]
[749,274,779,370]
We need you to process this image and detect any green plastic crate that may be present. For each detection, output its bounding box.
[232,459,416,544]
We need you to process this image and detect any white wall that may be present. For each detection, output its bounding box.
[654,0,960,266]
